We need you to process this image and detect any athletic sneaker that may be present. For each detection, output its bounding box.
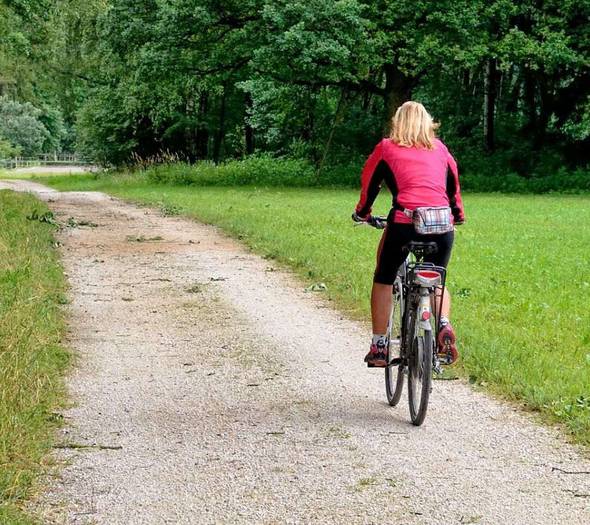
[438,321,458,365]
[364,342,388,367]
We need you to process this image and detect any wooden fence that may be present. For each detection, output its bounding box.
[0,154,91,169]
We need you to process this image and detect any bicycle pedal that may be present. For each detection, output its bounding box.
[367,363,387,368]
[436,353,452,365]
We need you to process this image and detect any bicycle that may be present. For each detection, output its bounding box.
[359,215,449,426]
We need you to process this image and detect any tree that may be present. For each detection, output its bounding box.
[0,97,51,156]
[21,0,587,174]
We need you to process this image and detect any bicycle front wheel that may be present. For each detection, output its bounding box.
[407,327,433,426]
[385,278,404,406]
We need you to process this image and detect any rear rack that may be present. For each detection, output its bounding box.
[406,262,447,328]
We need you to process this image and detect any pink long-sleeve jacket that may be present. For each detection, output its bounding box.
[355,138,465,224]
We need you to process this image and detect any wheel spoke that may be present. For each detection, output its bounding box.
[385,282,405,407]
[408,327,434,426]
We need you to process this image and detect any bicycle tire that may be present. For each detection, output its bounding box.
[407,322,433,426]
[385,278,404,406]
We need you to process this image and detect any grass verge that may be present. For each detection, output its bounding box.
[0,191,69,523]
[38,172,590,446]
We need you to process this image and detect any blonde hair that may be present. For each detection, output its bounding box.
[389,101,439,150]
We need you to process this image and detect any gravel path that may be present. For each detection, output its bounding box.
[2,179,589,524]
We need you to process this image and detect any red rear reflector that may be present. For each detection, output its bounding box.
[416,271,440,280]
[421,311,431,321]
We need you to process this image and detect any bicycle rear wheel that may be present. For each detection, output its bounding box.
[385,278,404,406]
[407,323,433,426]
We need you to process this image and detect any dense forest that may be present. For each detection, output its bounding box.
[1,0,589,178]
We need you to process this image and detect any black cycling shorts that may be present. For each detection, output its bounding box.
[374,221,454,285]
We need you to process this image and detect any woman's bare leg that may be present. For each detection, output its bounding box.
[434,287,451,320]
[371,283,393,334]
[436,286,458,362]
[371,230,392,335]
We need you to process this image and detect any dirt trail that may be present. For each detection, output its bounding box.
[2,179,589,524]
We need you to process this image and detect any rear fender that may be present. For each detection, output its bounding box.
[417,294,432,331]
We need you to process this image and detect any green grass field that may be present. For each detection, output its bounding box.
[0,191,69,523]
[34,173,590,445]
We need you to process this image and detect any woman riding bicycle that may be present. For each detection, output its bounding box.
[352,101,465,367]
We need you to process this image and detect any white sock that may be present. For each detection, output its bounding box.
[372,334,388,347]
[440,316,450,326]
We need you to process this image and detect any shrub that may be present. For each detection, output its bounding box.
[461,167,590,193]
[317,158,364,187]
[145,154,316,187]
[129,154,590,194]
[0,138,21,159]
[0,97,51,157]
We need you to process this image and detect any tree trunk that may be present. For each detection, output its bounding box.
[383,63,413,134]
[213,83,228,163]
[303,87,319,165]
[316,89,348,180]
[504,64,521,113]
[244,93,255,155]
[483,58,497,152]
[362,70,381,111]
[195,92,209,159]
[362,90,372,111]
[523,67,537,133]
[535,73,552,149]
[461,69,470,91]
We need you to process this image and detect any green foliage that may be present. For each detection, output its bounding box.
[0,139,21,159]
[0,191,69,523]
[0,0,80,156]
[38,104,68,153]
[562,96,590,142]
[0,97,51,157]
[73,0,265,164]
[2,0,590,179]
[77,87,140,165]
[86,157,590,194]
[144,155,316,187]
[254,0,369,83]
[67,0,590,181]
[0,0,106,156]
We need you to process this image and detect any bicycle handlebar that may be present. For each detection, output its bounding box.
[354,215,387,230]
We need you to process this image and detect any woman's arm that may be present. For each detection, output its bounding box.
[355,140,389,218]
[445,151,465,224]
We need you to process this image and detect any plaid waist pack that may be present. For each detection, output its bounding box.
[409,206,454,235]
